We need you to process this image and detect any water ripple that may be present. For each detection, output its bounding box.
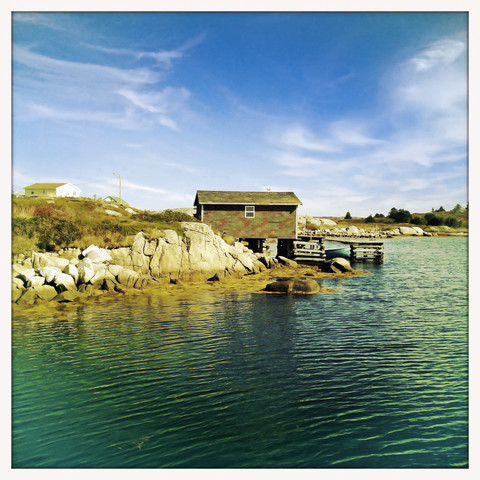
[12,237,468,468]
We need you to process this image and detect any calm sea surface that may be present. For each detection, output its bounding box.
[12,237,468,468]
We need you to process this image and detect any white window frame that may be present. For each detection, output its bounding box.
[245,205,255,218]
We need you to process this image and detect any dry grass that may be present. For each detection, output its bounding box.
[11,196,196,255]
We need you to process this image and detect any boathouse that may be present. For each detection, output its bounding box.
[194,190,302,249]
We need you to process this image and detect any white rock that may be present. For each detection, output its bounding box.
[399,226,420,235]
[38,266,63,283]
[12,277,25,288]
[53,272,77,291]
[27,275,45,287]
[164,229,179,244]
[83,245,112,263]
[15,268,36,283]
[32,252,69,270]
[77,258,95,284]
[108,264,124,276]
[105,209,122,216]
[63,264,79,282]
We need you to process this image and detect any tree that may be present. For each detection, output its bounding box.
[411,216,427,225]
[388,207,412,223]
[424,213,444,226]
[436,206,446,212]
[450,204,465,213]
[344,212,352,219]
[445,217,461,228]
[364,215,375,223]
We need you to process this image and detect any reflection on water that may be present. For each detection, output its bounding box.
[12,237,468,468]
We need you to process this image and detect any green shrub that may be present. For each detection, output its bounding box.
[411,216,427,225]
[424,213,444,226]
[388,208,412,223]
[132,210,196,223]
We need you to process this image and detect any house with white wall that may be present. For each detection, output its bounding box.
[24,183,81,198]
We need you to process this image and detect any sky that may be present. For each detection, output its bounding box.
[11,10,469,217]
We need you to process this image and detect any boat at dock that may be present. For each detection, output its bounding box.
[325,246,350,259]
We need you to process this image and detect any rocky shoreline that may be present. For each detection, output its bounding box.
[12,222,361,307]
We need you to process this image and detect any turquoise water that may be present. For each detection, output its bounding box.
[12,237,468,468]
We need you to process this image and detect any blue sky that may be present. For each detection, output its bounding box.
[12,11,468,216]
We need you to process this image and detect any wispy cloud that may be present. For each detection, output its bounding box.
[87,33,206,68]
[116,87,190,131]
[385,36,466,115]
[14,45,161,85]
[279,125,338,153]
[13,13,67,31]
[13,43,192,131]
[106,178,167,194]
[90,44,183,68]
[29,103,135,127]
[267,33,467,215]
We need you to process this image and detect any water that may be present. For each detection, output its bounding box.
[11,237,468,468]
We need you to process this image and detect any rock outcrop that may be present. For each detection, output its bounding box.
[322,257,355,274]
[12,222,274,305]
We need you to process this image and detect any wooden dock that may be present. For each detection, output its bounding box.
[297,235,384,263]
[293,238,326,262]
[349,242,384,263]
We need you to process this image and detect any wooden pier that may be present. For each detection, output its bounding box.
[297,235,384,263]
[292,238,326,262]
[349,241,384,263]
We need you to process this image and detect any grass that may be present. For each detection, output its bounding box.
[11,196,197,255]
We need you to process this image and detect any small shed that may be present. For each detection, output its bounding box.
[104,196,130,207]
[193,190,302,244]
[24,183,81,198]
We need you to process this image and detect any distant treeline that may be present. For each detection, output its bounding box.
[345,204,467,228]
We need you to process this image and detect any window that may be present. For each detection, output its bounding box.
[245,205,255,218]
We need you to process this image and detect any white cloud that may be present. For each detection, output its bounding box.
[14,44,192,132]
[106,178,167,194]
[387,37,467,115]
[90,44,183,68]
[29,103,135,127]
[410,39,465,72]
[13,13,67,31]
[117,87,190,131]
[280,126,338,152]
[328,120,383,147]
[267,33,467,216]
[14,45,161,85]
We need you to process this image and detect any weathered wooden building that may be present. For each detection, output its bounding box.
[193,190,302,250]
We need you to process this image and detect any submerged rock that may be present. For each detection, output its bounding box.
[265,277,320,295]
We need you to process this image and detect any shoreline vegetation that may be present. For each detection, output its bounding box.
[11,196,467,310]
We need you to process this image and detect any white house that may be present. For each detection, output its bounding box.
[24,183,81,198]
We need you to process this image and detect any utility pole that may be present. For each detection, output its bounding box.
[113,172,121,199]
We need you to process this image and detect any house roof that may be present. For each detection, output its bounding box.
[24,183,68,189]
[195,190,302,206]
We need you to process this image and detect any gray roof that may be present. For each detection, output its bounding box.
[195,190,302,206]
